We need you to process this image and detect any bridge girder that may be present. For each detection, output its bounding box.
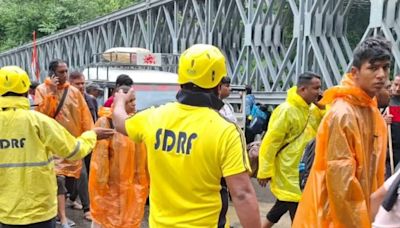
[0,0,398,103]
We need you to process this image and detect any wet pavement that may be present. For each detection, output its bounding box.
[62,179,290,228]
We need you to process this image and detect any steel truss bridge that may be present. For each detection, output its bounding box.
[0,0,398,103]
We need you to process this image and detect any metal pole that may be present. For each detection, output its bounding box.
[296,0,305,81]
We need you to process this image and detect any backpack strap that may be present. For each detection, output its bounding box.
[299,138,316,190]
[107,117,114,129]
[53,88,68,118]
[276,113,310,156]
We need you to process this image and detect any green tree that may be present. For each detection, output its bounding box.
[0,0,138,52]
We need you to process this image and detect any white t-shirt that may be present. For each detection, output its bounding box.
[28,94,35,110]
[219,101,237,123]
[373,169,400,228]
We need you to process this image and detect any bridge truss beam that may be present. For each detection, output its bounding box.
[0,0,398,103]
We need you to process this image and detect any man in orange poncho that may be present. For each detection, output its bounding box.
[89,85,149,228]
[35,59,94,227]
[293,37,391,227]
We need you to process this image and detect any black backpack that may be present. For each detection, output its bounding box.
[299,138,316,190]
[382,170,400,212]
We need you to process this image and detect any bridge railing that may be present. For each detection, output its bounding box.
[0,0,398,104]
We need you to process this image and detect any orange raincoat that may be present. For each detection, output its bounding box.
[89,108,149,228]
[35,78,94,178]
[293,73,387,227]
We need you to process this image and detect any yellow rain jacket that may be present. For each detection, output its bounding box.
[257,86,315,202]
[0,96,97,225]
[293,73,387,228]
[89,109,149,228]
[35,79,94,178]
[309,103,325,135]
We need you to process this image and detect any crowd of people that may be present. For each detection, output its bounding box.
[0,37,400,228]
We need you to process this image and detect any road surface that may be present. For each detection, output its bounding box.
[64,179,291,227]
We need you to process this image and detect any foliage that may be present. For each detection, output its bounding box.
[346,3,370,49]
[0,0,371,53]
[0,0,138,52]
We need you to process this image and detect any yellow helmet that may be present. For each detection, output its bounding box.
[178,44,227,89]
[0,66,31,96]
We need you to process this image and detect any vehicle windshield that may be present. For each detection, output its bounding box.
[134,84,179,110]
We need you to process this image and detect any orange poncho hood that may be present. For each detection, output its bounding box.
[320,73,377,108]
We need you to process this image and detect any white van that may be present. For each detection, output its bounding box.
[83,50,179,111]
[82,49,246,128]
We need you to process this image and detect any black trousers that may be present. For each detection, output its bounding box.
[66,161,90,213]
[266,200,298,223]
[1,218,56,228]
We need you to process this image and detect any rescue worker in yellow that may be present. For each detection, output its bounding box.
[0,66,114,227]
[89,85,149,228]
[112,44,261,228]
[34,59,94,227]
[292,37,390,227]
[257,72,322,227]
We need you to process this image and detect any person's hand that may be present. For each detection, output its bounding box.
[383,113,393,125]
[257,177,271,187]
[114,87,134,105]
[313,100,326,110]
[112,87,134,136]
[49,75,59,92]
[93,127,115,140]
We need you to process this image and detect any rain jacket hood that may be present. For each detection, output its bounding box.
[320,73,377,108]
[98,106,112,118]
[293,73,387,228]
[257,86,316,202]
[0,96,30,110]
[287,86,310,109]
